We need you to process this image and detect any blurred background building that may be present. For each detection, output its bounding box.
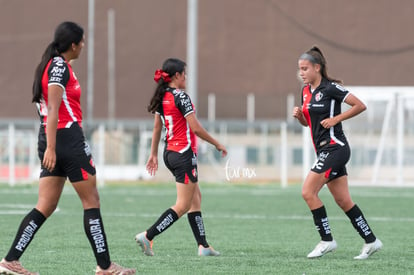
[1,0,413,185]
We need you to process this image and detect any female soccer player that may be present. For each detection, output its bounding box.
[0,22,135,275]
[135,58,227,256]
[292,46,382,259]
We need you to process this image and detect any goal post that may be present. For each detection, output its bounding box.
[342,86,414,186]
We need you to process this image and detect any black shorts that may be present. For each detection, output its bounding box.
[311,143,350,182]
[163,148,198,184]
[38,122,96,182]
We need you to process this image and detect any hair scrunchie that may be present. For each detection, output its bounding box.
[154,69,171,83]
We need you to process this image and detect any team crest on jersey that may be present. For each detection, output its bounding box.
[315,92,323,102]
[53,56,65,66]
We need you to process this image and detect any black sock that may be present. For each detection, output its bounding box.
[84,208,111,270]
[188,211,209,248]
[311,206,333,241]
[146,208,179,241]
[346,204,376,243]
[5,208,46,261]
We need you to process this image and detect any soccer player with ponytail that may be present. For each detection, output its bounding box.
[293,46,382,259]
[0,22,135,275]
[135,58,227,256]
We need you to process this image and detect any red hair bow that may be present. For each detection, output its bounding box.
[154,69,171,83]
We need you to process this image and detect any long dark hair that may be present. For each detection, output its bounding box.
[147,58,186,113]
[32,21,84,103]
[301,46,342,84]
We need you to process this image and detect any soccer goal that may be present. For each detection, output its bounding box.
[336,86,414,186]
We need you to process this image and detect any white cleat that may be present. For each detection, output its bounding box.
[307,240,337,258]
[354,238,383,260]
[198,245,220,256]
[135,231,154,256]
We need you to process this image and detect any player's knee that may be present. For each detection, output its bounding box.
[193,191,202,203]
[36,204,57,218]
[301,189,313,202]
[335,197,353,211]
[174,202,191,217]
[80,194,101,209]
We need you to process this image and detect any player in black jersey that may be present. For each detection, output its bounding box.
[293,46,382,260]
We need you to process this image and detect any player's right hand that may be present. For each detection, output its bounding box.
[146,155,158,176]
[292,106,303,119]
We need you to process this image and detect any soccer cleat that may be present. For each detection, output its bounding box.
[354,238,383,260]
[307,240,337,258]
[95,262,136,275]
[0,258,39,275]
[198,245,220,256]
[135,231,154,256]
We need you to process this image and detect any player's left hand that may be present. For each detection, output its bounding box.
[216,144,228,158]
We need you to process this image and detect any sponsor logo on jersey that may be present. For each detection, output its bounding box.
[332,82,347,92]
[50,66,66,77]
[49,76,62,82]
[181,97,191,106]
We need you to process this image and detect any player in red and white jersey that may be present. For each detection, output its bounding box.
[293,46,382,260]
[0,22,135,275]
[135,58,227,256]
[37,54,82,129]
[157,86,197,154]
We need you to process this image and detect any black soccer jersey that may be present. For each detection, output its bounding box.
[301,78,350,152]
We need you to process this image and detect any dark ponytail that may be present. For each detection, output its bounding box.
[32,42,58,103]
[32,22,84,103]
[147,58,186,113]
[301,46,343,84]
[147,79,170,113]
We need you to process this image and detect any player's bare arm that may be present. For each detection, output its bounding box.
[185,113,227,157]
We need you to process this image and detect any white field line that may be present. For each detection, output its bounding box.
[0,204,412,222]
[2,187,414,198]
[0,203,59,215]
